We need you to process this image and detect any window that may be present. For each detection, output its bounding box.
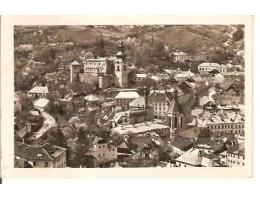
[98,154,101,157]
[174,116,178,127]
[103,153,105,157]
[45,162,48,167]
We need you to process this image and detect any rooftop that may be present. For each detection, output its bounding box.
[129,97,145,108]
[33,98,49,108]
[114,91,140,99]
[28,86,49,94]
[112,121,169,135]
[71,60,80,65]
[198,62,220,67]
[175,148,202,166]
[84,94,101,102]
[171,136,193,151]
[15,142,66,161]
[136,74,148,78]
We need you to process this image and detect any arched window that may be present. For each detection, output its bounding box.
[117,65,120,71]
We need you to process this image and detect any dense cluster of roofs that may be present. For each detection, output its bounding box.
[14,41,245,168]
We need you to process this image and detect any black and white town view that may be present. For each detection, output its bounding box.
[14,25,245,168]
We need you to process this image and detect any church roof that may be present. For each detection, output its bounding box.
[167,96,183,114]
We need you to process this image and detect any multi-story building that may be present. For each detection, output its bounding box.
[84,138,117,165]
[206,112,245,137]
[148,90,174,119]
[70,41,129,89]
[169,51,188,63]
[15,142,67,168]
[198,62,220,73]
[114,91,140,107]
[188,110,245,139]
[226,145,245,167]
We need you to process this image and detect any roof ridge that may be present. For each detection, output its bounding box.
[42,147,54,161]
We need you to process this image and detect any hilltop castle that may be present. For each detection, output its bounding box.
[70,41,129,89]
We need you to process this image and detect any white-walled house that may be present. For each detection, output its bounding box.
[28,86,49,98]
[85,138,117,165]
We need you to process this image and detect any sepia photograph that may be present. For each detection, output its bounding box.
[13,23,247,168]
[0,15,252,178]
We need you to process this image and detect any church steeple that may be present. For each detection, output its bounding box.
[114,40,128,88]
[116,41,126,59]
[166,88,186,133]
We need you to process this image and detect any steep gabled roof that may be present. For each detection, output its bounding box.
[15,142,66,161]
[167,95,183,114]
[171,136,193,151]
[175,148,202,166]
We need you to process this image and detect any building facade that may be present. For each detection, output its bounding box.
[15,142,66,168]
[70,41,129,89]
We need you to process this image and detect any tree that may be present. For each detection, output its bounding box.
[19,94,34,111]
[136,77,156,91]
[45,127,65,147]
[69,81,96,96]
[233,28,244,42]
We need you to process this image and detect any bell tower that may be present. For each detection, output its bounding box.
[114,41,128,88]
[70,60,81,83]
[166,90,186,133]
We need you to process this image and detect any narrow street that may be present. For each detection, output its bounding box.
[28,112,57,140]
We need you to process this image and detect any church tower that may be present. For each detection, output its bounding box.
[114,41,128,88]
[166,90,186,133]
[70,60,81,83]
